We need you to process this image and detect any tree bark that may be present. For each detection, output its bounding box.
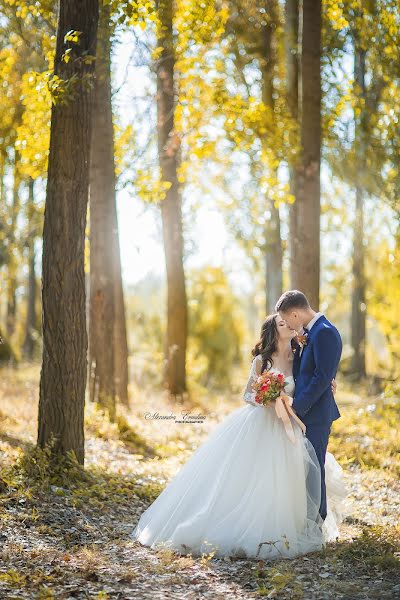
[350,46,366,378]
[0,328,15,363]
[261,0,283,314]
[38,0,99,464]
[0,155,6,267]
[112,211,130,407]
[89,0,117,420]
[285,0,300,286]
[6,149,21,337]
[291,0,321,309]
[23,178,38,360]
[156,0,188,396]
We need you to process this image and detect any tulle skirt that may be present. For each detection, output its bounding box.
[132,402,347,560]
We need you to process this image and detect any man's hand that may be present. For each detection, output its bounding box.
[331,378,337,394]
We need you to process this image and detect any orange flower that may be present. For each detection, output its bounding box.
[296,333,308,346]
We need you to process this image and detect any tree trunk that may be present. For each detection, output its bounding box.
[38,0,99,465]
[6,149,21,337]
[23,178,38,360]
[285,0,300,286]
[0,155,6,267]
[157,0,188,396]
[0,328,15,363]
[291,0,321,309]
[261,0,283,314]
[265,207,283,314]
[89,0,117,420]
[112,214,130,407]
[350,46,366,378]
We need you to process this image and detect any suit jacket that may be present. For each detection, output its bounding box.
[293,315,342,427]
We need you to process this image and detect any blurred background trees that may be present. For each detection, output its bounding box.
[0,0,399,460]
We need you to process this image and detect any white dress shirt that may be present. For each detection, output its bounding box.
[298,312,323,356]
[304,311,324,332]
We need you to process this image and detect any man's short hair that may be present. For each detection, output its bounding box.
[275,290,310,313]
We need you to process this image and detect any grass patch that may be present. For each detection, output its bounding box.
[116,415,157,457]
[0,442,164,512]
[329,397,400,475]
[1,441,92,492]
[325,525,400,573]
[84,403,158,457]
[254,564,304,598]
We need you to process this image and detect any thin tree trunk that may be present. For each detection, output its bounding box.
[265,213,283,314]
[291,0,321,309]
[261,0,283,314]
[89,0,116,420]
[0,154,5,204]
[285,0,300,286]
[0,154,6,267]
[157,0,188,396]
[23,178,38,360]
[350,46,366,378]
[6,149,21,337]
[0,328,15,363]
[112,214,129,407]
[38,0,99,464]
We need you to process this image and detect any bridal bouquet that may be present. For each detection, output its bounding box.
[252,371,288,406]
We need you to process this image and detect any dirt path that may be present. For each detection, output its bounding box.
[0,366,398,599]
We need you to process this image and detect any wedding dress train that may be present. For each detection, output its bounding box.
[132,356,347,560]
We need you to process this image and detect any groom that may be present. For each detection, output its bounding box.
[275,290,342,521]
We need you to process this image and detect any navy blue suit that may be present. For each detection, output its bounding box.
[293,315,342,521]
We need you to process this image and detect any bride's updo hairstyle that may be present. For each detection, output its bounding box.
[251,313,279,374]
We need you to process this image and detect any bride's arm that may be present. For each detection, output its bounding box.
[243,355,262,406]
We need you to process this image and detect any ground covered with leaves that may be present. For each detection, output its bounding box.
[0,365,399,599]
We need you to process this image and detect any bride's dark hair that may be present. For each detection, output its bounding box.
[251,313,279,373]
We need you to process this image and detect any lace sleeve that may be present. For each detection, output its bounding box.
[243,355,262,406]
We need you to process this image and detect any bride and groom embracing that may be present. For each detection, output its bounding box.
[133,290,348,560]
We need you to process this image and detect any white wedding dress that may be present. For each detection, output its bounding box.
[132,355,347,560]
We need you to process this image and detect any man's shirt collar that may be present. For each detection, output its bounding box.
[304,311,323,333]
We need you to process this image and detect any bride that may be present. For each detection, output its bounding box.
[132,313,347,560]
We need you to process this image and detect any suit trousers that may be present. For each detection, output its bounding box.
[305,424,331,521]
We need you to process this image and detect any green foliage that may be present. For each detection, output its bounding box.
[47,71,96,105]
[116,414,158,456]
[367,234,400,377]
[324,0,400,214]
[188,266,245,387]
[329,393,400,476]
[84,402,159,457]
[114,0,157,29]
[326,525,400,572]
[0,440,163,510]
[0,0,55,176]
[16,71,51,178]
[6,440,92,490]
[124,277,165,385]
[254,564,303,598]
[0,569,27,587]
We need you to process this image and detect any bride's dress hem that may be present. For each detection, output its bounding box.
[131,361,348,561]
